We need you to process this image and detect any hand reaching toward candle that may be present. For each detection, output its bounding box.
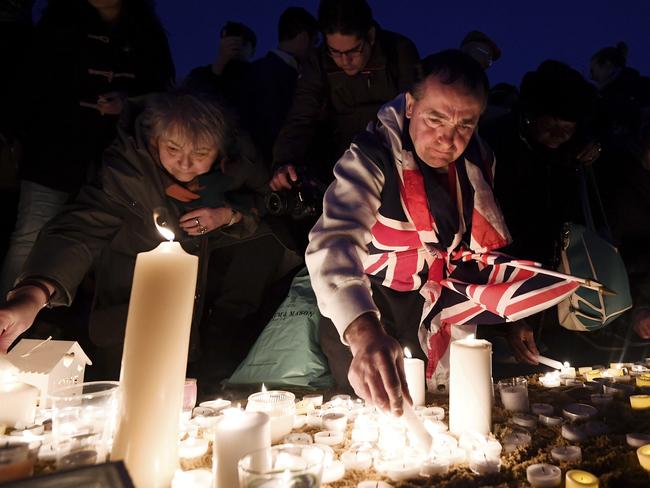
[179,207,240,236]
[344,312,412,416]
[506,321,540,365]
[0,284,52,353]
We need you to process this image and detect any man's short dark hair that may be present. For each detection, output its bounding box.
[591,41,628,68]
[221,21,257,50]
[318,0,373,39]
[278,7,318,42]
[410,50,489,106]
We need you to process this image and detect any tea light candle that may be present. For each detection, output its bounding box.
[400,402,433,452]
[561,424,588,442]
[502,431,531,453]
[500,383,529,412]
[563,404,597,422]
[627,433,650,448]
[403,347,425,407]
[630,395,650,410]
[322,412,347,432]
[637,444,650,471]
[564,379,584,388]
[458,432,502,458]
[637,374,650,387]
[420,456,450,476]
[539,372,561,388]
[384,458,423,482]
[578,367,593,376]
[313,430,344,446]
[468,451,501,475]
[432,446,466,465]
[357,482,393,488]
[321,460,345,483]
[539,415,564,427]
[590,394,614,409]
[0,383,39,427]
[565,469,598,488]
[415,406,445,421]
[584,370,603,382]
[422,419,448,435]
[178,437,208,459]
[603,383,634,397]
[171,469,212,488]
[432,433,458,449]
[551,445,582,463]
[531,403,554,416]
[512,413,538,429]
[198,398,231,412]
[561,363,577,379]
[282,433,312,445]
[303,394,323,408]
[306,410,322,428]
[526,463,562,488]
[341,448,374,470]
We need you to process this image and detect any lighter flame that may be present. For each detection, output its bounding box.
[154,212,174,241]
[404,347,412,359]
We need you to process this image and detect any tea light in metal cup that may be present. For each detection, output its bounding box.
[502,430,531,453]
[637,444,650,472]
[565,469,598,488]
[321,459,346,484]
[563,403,597,422]
[527,463,562,488]
[321,412,347,432]
[531,403,554,416]
[539,414,564,427]
[561,424,588,442]
[603,382,634,397]
[283,433,313,445]
[468,451,501,475]
[627,433,650,448]
[551,445,582,463]
[630,395,650,410]
[512,413,538,429]
[341,448,374,470]
[539,372,561,388]
[198,398,231,412]
[420,455,450,476]
[313,430,344,446]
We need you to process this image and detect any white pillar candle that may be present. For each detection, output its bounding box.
[449,337,492,436]
[313,430,344,446]
[214,409,271,488]
[551,445,582,462]
[0,382,38,427]
[403,347,425,407]
[111,233,198,488]
[526,463,562,488]
[626,433,650,448]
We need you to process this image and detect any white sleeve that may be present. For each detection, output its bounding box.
[305,142,386,341]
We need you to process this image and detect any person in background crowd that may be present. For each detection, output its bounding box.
[240,7,319,165]
[270,0,420,190]
[590,42,650,157]
[0,0,175,304]
[184,20,257,113]
[0,91,300,394]
[460,30,501,70]
[480,82,519,124]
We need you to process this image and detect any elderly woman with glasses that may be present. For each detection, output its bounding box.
[0,91,299,390]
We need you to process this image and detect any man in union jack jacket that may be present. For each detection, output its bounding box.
[306,50,579,414]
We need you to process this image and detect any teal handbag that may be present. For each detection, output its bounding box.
[557,167,633,331]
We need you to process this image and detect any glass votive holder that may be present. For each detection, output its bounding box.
[238,443,326,488]
[183,378,198,413]
[0,442,33,483]
[498,377,529,412]
[246,391,296,443]
[49,381,120,469]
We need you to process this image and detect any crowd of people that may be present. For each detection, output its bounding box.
[0,0,649,406]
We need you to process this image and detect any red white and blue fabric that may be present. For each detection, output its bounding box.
[360,133,579,379]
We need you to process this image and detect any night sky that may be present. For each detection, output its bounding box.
[151,0,650,87]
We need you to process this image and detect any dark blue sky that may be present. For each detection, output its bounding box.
[154,0,649,87]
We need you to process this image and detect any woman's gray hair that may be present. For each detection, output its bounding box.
[142,90,236,157]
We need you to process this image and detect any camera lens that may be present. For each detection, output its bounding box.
[266,192,284,215]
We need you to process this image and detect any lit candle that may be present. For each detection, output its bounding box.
[321,412,347,432]
[449,336,492,436]
[637,374,650,387]
[283,433,313,445]
[403,347,425,407]
[341,448,374,470]
[400,402,433,452]
[565,469,598,488]
[585,369,603,382]
[562,403,597,422]
[0,382,38,428]
[383,458,423,482]
[627,433,650,448]
[499,377,529,412]
[561,362,576,378]
[637,444,650,471]
[551,445,582,463]
[420,454,450,476]
[214,409,271,488]
[539,371,561,388]
[303,394,323,408]
[357,481,393,488]
[526,463,562,488]
[630,395,650,410]
[111,222,198,488]
[468,451,500,475]
[171,469,212,488]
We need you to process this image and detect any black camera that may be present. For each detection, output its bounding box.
[266,170,326,220]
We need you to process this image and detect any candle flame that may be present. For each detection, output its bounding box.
[154,212,174,241]
[563,361,571,368]
[467,334,476,341]
[404,347,412,359]
[261,383,267,393]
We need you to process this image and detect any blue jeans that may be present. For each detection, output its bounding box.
[0,181,69,302]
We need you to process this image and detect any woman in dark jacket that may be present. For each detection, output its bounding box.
[0,92,299,389]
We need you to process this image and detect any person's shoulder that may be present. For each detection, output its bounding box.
[377,29,418,54]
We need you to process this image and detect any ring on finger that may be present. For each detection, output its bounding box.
[195,218,201,226]
[199,225,207,234]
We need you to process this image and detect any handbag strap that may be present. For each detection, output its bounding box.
[577,164,614,243]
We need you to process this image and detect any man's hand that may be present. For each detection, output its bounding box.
[506,321,540,365]
[344,313,412,415]
[269,164,298,191]
[0,287,47,353]
[633,308,650,339]
[179,207,238,236]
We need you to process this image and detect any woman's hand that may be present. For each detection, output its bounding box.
[0,286,48,353]
[179,207,239,236]
[576,141,603,166]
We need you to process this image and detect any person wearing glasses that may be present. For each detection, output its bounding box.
[270,0,420,191]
